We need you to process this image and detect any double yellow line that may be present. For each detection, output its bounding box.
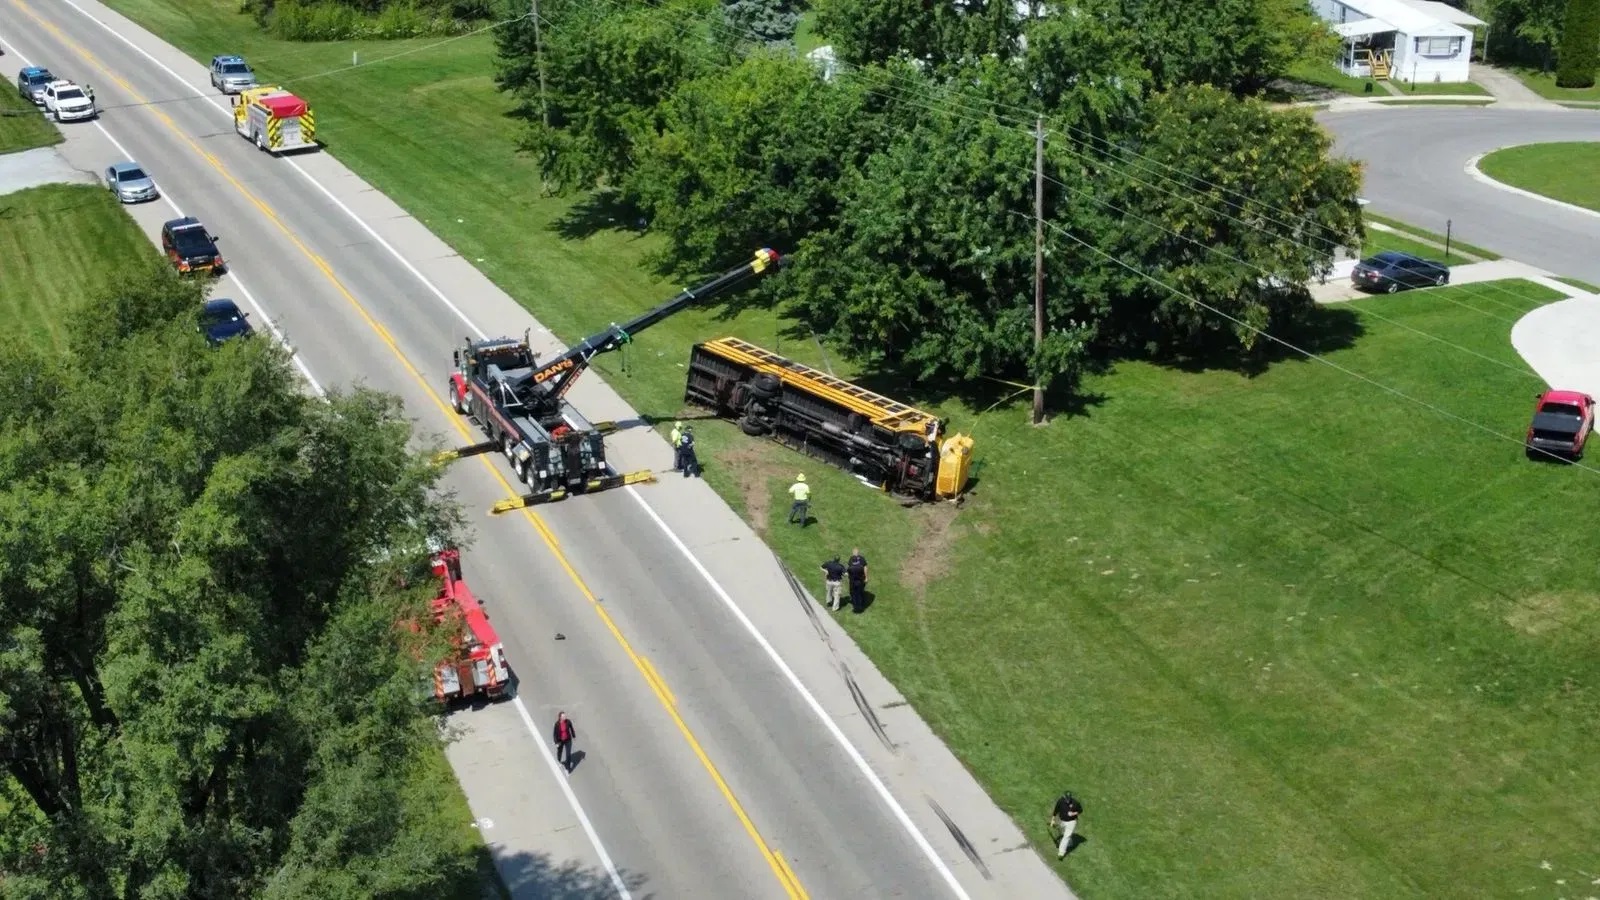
[13,3,808,896]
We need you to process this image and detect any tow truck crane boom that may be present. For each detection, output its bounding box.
[511,248,782,417]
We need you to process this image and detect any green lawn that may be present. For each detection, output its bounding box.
[1374,97,1493,106]
[1398,79,1490,96]
[1364,213,1500,260]
[0,84,63,154]
[1277,59,1375,97]
[1477,142,1600,213]
[0,185,155,348]
[1514,68,1600,102]
[1555,275,1600,294]
[1361,225,1473,266]
[96,3,1600,897]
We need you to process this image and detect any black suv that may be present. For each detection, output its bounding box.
[160,217,225,276]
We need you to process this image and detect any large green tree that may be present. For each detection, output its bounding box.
[1557,0,1600,87]
[0,264,470,897]
[498,0,718,193]
[1104,0,1339,94]
[1487,0,1569,67]
[812,0,1025,70]
[1102,84,1363,355]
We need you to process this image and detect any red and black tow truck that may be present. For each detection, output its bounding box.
[440,247,782,509]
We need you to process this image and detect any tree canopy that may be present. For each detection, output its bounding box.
[495,0,1363,402]
[0,264,476,897]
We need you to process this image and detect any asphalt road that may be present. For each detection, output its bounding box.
[1318,106,1600,283]
[0,3,1073,899]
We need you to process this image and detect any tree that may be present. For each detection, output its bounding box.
[624,53,901,275]
[774,99,1101,394]
[0,263,466,896]
[1104,0,1339,95]
[1487,0,1569,67]
[812,0,1024,70]
[501,1,718,193]
[1101,84,1362,355]
[721,0,801,47]
[1557,0,1600,88]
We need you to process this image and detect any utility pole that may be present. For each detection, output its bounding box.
[532,0,549,127]
[1032,116,1046,425]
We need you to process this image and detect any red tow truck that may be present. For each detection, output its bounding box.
[422,548,511,704]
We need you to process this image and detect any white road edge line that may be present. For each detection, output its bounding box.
[5,23,632,900]
[0,35,324,395]
[53,5,973,897]
[1465,149,1600,222]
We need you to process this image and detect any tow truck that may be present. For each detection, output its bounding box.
[441,247,783,510]
[418,548,511,704]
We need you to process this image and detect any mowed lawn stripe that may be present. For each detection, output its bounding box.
[0,184,154,349]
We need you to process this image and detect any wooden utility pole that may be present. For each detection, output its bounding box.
[1032,117,1046,425]
[532,0,549,126]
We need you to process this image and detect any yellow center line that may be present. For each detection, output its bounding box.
[14,4,808,896]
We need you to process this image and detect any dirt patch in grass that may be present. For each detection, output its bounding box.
[1505,592,1600,636]
[717,443,788,536]
[899,503,960,598]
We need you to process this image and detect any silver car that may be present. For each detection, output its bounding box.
[210,55,257,94]
[105,161,159,204]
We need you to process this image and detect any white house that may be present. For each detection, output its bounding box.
[1313,0,1485,84]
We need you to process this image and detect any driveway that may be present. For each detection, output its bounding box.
[1317,107,1600,283]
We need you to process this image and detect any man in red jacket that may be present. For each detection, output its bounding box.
[553,712,577,773]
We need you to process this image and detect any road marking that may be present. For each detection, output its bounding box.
[21,4,806,897]
[48,2,980,894]
[1465,149,1600,223]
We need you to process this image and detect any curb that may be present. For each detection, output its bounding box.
[1464,149,1600,222]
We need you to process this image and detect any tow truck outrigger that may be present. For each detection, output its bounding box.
[439,247,782,511]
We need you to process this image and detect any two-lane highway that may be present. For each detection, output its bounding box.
[0,1,1054,897]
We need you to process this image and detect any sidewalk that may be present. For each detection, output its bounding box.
[1468,65,1562,109]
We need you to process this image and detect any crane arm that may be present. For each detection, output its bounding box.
[519,248,782,406]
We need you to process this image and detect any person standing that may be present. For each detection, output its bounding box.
[552,711,577,773]
[820,555,847,611]
[846,548,868,614]
[1049,792,1083,859]
[669,421,684,472]
[787,473,811,526]
[679,425,700,478]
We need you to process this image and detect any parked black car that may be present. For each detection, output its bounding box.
[1351,251,1450,294]
[199,298,254,345]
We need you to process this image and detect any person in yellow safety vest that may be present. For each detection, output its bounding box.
[669,421,684,471]
[787,473,811,527]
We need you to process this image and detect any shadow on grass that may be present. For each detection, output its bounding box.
[1148,303,1366,378]
[550,191,647,242]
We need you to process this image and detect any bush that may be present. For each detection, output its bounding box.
[249,0,483,41]
[1556,0,1600,88]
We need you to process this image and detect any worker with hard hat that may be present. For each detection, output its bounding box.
[669,421,685,471]
[787,473,811,526]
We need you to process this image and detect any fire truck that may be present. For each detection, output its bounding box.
[230,84,317,154]
[424,548,511,704]
[443,247,782,508]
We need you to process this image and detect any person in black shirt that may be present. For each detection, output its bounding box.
[820,556,846,611]
[846,549,868,614]
[679,426,701,478]
[1049,793,1082,859]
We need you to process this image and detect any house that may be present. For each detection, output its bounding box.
[1313,0,1486,84]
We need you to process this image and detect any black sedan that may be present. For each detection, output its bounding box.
[1350,251,1450,294]
[199,299,254,345]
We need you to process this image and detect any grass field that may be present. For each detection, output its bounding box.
[1397,79,1491,96]
[1374,97,1493,106]
[1365,213,1501,261]
[1556,275,1600,294]
[1514,68,1600,102]
[0,184,155,347]
[1361,224,1475,266]
[0,84,63,154]
[1477,142,1600,213]
[94,3,1600,897]
[0,177,499,895]
[1281,59,1374,96]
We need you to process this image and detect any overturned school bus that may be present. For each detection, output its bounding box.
[684,337,974,502]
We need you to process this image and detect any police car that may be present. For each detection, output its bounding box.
[42,80,96,122]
